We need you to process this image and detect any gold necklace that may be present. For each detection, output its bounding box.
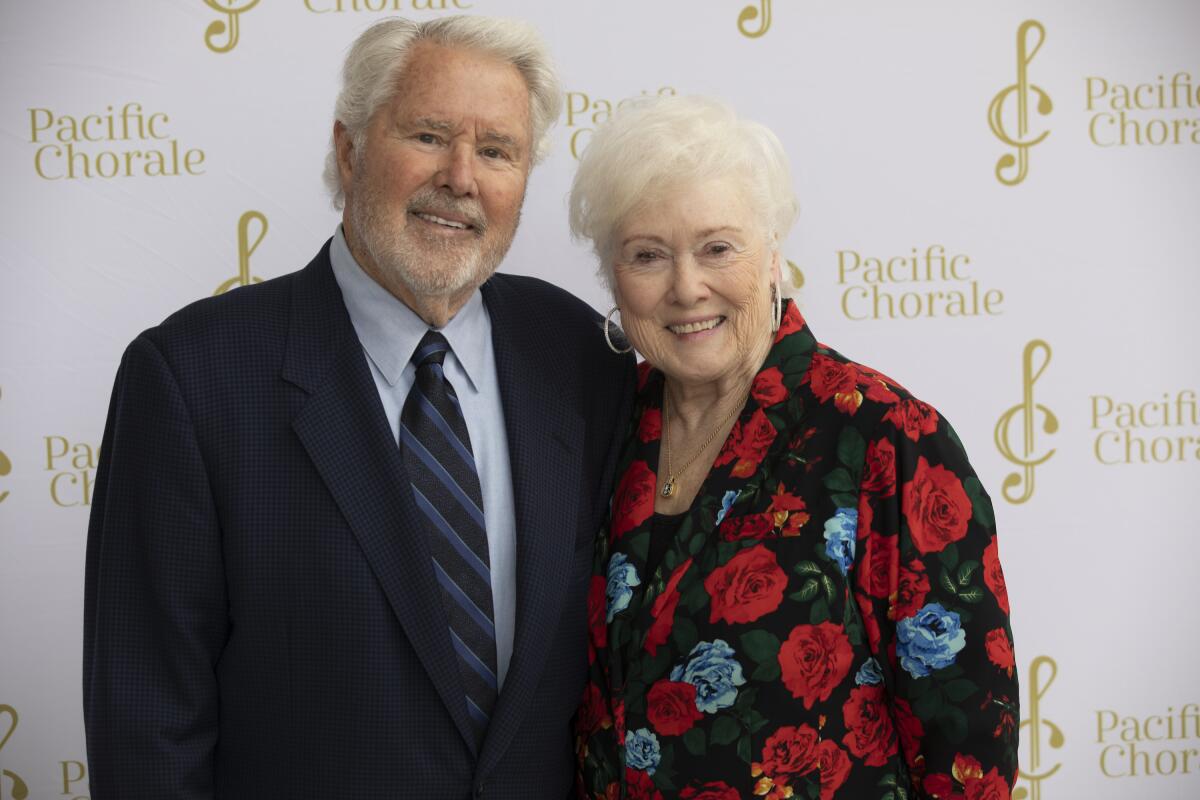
[660,386,745,498]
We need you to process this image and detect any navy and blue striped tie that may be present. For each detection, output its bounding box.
[400,330,497,745]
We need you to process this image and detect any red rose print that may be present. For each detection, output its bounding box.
[714,408,777,478]
[923,773,961,799]
[805,353,863,415]
[759,724,820,780]
[770,483,810,537]
[985,628,1015,677]
[806,353,855,401]
[862,438,897,496]
[613,700,626,745]
[769,482,807,513]
[859,494,875,536]
[679,782,740,800]
[964,767,1010,800]
[858,529,898,601]
[625,767,663,800]
[705,545,788,625]
[775,302,804,339]
[893,697,925,763]
[638,408,662,442]
[588,575,607,651]
[646,680,703,736]
[612,460,656,539]
[855,593,883,652]
[636,361,653,391]
[841,684,898,767]
[859,365,902,404]
[645,558,692,656]
[817,739,851,800]
[778,622,854,709]
[884,398,940,441]
[982,536,1010,615]
[752,367,788,407]
[717,512,775,542]
[903,456,972,555]
[643,593,680,657]
[780,512,807,537]
[892,558,931,622]
[576,683,609,735]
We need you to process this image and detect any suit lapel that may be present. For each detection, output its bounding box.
[283,249,478,754]
[477,276,585,775]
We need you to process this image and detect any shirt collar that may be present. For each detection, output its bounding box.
[328,225,489,392]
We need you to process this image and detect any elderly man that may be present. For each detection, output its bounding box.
[83,16,634,799]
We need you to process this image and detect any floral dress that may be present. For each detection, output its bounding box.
[577,301,1018,800]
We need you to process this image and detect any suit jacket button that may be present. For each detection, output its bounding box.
[474,782,485,798]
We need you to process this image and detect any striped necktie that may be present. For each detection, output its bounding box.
[400,330,497,745]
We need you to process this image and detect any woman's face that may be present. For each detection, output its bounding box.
[612,176,779,391]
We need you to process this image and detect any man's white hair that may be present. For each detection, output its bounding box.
[568,95,799,294]
[324,15,563,209]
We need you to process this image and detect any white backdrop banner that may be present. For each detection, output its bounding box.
[1,1,1198,798]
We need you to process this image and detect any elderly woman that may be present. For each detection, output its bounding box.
[570,97,1018,800]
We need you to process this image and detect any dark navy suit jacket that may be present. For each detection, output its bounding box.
[83,243,635,799]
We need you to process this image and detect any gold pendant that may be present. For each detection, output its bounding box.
[661,477,675,498]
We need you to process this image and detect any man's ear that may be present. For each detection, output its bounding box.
[334,121,355,190]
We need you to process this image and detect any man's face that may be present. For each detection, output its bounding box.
[338,42,532,308]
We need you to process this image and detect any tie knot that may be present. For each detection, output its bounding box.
[412,330,450,368]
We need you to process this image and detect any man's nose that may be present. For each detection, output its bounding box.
[435,144,477,196]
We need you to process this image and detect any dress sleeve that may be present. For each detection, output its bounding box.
[83,334,226,800]
[852,399,1019,798]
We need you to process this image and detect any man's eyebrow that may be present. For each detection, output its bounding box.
[479,129,520,149]
[408,117,454,133]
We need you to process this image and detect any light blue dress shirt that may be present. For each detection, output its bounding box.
[329,227,517,689]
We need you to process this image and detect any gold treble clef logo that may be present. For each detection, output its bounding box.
[737,0,772,38]
[1014,656,1064,800]
[786,259,805,290]
[995,339,1057,504]
[215,211,268,295]
[0,387,10,504]
[988,20,1052,186]
[0,705,29,800]
[203,0,261,54]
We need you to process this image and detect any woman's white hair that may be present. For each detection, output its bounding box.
[568,95,799,293]
[323,15,563,209]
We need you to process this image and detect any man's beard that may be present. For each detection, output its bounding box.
[348,177,521,299]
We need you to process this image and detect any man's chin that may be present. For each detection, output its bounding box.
[385,260,491,300]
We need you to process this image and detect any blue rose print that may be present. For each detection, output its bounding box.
[823,507,857,575]
[606,552,641,623]
[854,657,884,686]
[896,602,967,678]
[715,490,738,526]
[625,727,661,774]
[669,639,746,713]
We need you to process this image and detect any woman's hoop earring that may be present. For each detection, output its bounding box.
[604,306,633,354]
[771,283,783,332]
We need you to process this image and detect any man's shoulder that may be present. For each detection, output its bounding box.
[483,272,632,383]
[136,247,331,369]
[483,272,606,350]
[485,272,602,322]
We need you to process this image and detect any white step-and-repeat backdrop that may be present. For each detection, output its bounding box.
[1,1,1197,798]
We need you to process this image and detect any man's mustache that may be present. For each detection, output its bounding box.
[406,189,488,234]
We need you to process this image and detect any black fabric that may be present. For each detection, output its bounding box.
[646,511,686,579]
[83,241,637,800]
